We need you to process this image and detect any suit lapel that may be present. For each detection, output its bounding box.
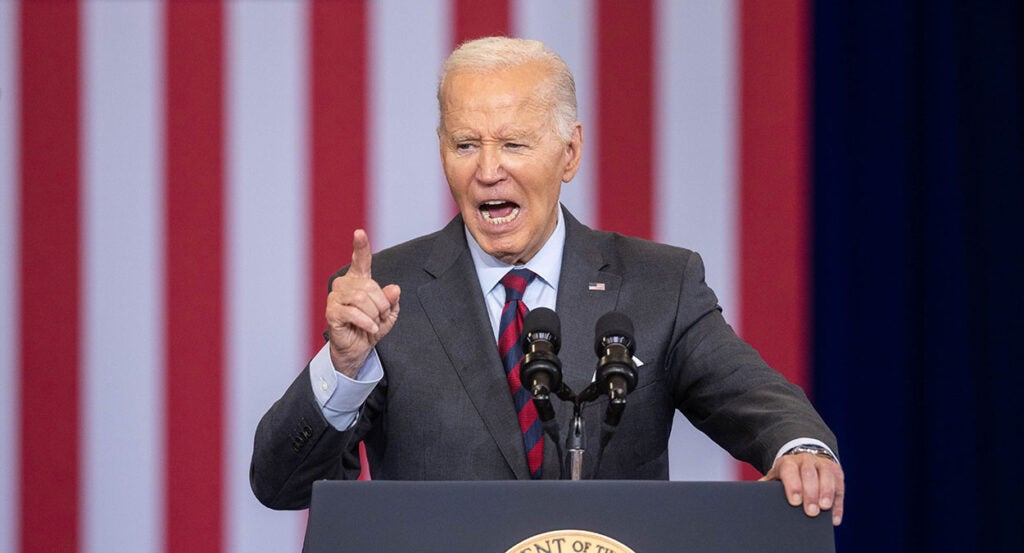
[556,210,622,395]
[416,217,531,478]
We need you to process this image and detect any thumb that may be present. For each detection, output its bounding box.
[382,283,401,307]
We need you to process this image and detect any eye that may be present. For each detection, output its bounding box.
[505,142,526,150]
[455,142,477,152]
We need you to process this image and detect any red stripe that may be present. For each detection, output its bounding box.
[739,0,810,479]
[18,3,81,551]
[497,321,519,360]
[453,0,510,46]
[309,0,367,353]
[506,360,524,390]
[165,3,225,549]
[596,0,654,239]
[309,0,371,481]
[518,401,539,431]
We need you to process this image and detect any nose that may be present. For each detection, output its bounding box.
[475,144,506,185]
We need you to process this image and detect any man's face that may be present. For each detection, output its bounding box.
[439,62,582,266]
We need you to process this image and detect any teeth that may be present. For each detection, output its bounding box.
[482,205,519,225]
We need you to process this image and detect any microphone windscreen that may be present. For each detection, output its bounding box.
[524,307,561,337]
[594,311,635,355]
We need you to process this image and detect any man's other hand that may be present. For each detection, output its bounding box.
[760,452,845,526]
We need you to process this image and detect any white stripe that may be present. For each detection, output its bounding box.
[513,0,597,227]
[0,3,19,552]
[230,2,309,548]
[225,2,307,551]
[369,0,453,250]
[656,0,739,481]
[655,0,738,316]
[82,3,165,551]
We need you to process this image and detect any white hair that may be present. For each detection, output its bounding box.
[437,36,578,141]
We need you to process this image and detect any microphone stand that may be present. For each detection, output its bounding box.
[567,401,586,480]
[563,380,617,480]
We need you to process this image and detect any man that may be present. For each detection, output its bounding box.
[251,37,844,526]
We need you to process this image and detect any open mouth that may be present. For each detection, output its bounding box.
[480,200,520,224]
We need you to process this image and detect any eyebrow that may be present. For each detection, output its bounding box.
[445,124,542,143]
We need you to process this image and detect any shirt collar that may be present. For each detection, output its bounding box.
[466,206,565,295]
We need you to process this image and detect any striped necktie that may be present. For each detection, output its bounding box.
[497,268,543,479]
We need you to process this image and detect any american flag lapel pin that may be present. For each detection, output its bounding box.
[588,282,606,291]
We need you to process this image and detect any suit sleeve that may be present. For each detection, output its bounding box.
[667,251,837,474]
[249,365,369,510]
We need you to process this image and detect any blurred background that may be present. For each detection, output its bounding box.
[1,1,1020,552]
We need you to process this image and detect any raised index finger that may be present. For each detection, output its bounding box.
[350,229,373,277]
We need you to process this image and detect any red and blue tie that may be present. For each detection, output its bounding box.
[497,269,543,479]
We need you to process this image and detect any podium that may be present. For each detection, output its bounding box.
[303,480,834,552]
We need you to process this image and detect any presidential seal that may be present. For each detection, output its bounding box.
[505,529,636,553]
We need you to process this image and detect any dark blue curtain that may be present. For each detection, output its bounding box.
[812,1,1023,551]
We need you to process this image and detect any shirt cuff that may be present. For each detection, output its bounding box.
[308,343,384,431]
[773,438,839,464]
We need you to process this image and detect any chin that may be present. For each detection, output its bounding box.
[481,241,522,264]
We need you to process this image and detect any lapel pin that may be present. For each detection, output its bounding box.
[588,282,606,291]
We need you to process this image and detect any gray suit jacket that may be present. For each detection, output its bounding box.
[250,208,836,509]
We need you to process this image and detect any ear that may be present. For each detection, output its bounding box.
[561,122,584,183]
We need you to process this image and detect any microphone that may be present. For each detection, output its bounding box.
[593,312,638,425]
[520,307,563,422]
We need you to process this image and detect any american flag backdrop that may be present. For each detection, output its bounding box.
[0,1,812,552]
